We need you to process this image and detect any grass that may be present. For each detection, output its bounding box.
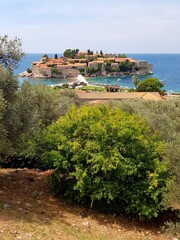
[0,168,177,240]
[80,85,106,92]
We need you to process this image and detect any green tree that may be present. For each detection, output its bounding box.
[87,49,94,55]
[63,49,72,57]
[54,54,58,59]
[119,60,132,72]
[63,49,77,58]
[137,77,164,94]
[0,35,24,70]
[132,75,139,90]
[13,82,78,161]
[42,54,48,59]
[75,49,79,54]
[0,35,24,161]
[51,65,60,75]
[41,105,169,220]
[117,54,127,58]
[107,98,180,209]
[0,91,12,161]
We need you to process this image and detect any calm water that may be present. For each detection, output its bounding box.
[15,53,180,92]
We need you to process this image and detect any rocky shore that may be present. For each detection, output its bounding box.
[18,69,152,80]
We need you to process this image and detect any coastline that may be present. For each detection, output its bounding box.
[16,53,180,93]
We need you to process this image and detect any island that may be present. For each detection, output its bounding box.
[19,49,153,79]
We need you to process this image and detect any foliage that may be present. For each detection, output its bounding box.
[105,62,112,72]
[51,65,60,75]
[162,220,180,238]
[79,68,85,75]
[87,67,99,74]
[42,54,48,59]
[0,91,12,162]
[80,86,105,92]
[137,77,164,94]
[132,75,139,90]
[0,35,24,70]
[63,49,79,58]
[107,98,180,209]
[0,65,19,103]
[87,49,94,55]
[0,35,24,161]
[41,105,169,220]
[119,60,132,72]
[13,83,78,158]
[117,54,127,58]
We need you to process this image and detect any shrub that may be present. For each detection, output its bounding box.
[107,98,180,209]
[41,105,169,220]
[137,77,164,94]
[51,66,60,75]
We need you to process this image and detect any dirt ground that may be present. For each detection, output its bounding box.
[0,168,178,240]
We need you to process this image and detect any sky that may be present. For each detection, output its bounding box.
[0,0,180,53]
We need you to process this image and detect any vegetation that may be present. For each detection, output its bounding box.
[0,35,24,69]
[63,49,79,58]
[107,98,180,209]
[87,49,94,55]
[0,35,179,228]
[80,85,106,92]
[119,60,132,72]
[137,77,164,94]
[51,65,60,75]
[117,54,127,58]
[42,54,48,59]
[40,105,169,220]
[0,35,78,166]
[132,75,139,90]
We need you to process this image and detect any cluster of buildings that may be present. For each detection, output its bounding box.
[28,52,153,79]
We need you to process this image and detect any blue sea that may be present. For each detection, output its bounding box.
[15,53,180,92]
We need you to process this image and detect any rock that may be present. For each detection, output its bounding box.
[26,233,33,237]
[3,203,9,208]
[25,203,32,208]
[82,221,90,228]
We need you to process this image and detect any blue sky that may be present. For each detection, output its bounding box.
[0,0,180,53]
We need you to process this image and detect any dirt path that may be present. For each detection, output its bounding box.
[0,168,174,240]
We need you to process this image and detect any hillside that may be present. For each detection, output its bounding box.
[0,168,177,240]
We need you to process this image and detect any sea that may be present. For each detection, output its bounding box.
[15,53,180,93]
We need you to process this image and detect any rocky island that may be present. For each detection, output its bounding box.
[19,49,153,79]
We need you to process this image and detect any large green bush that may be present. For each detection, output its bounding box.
[41,105,169,220]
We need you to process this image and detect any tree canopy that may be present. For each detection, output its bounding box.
[0,35,24,70]
[137,77,164,94]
